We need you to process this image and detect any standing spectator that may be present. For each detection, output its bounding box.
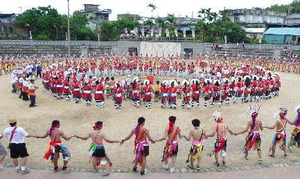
[2,119,35,174]
[28,78,39,107]
[36,62,42,78]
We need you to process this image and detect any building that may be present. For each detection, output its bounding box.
[83,4,112,31]
[242,28,265,39]
[0,13,28,39]
[285,14,300,24]
[225,8,285,27]
[264,28,300,44]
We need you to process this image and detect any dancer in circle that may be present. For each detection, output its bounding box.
[263,107,291,157]
[75,121,120,176]
[206,111,234,167]
[288,105,300,151]
[121,117,156,176]
[156,116,182,173]
[36,120,73,172]
[235,105,263,163]
[183,119,205,170]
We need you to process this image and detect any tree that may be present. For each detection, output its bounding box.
[265,1,300,13]
[198,8,217,23]
[99,14,141,41]
[147,3,157,17]
[14,6,95,40]
[14,6,61,40]
[70,11,96,40]
[195,9,247,43]
[155,17,165,28]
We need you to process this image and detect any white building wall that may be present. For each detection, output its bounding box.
[140,42,181,56]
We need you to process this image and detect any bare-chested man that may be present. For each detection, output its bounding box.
[235,105,263,163]
[156,116,182,173]
[288,105,300,151]
[36,120,73,172]
[75,121,119,176]
[206,111,234,167]
[121,117,155,176]
[183,119,206,170]
[263,107,291,157]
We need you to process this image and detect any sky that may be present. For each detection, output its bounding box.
[0,0,294,20]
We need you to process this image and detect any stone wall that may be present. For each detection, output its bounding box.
[0,40,299,58]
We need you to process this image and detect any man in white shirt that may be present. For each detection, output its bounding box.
[2,119,35,174]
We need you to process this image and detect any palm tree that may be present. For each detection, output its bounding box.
[147,3,157,18]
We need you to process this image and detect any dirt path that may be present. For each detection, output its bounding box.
[0,72,300,171]
[0,165,299,179]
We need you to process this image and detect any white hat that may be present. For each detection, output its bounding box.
[214,80,220,85]
[133,76,139,83]
[294,105,300,112]
[223,78,229,83]
[162,80,169,86]
[191,79,199,84]
[252,75,258,81]
[182,79,189,86]
[204,79,211,84]
[244,75,251,81]
[231,77,236,83]
[212,111,221,119]
[144,79,150,85]
[169,80,178,86]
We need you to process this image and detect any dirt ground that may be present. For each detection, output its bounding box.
[0,72,300,171]
[1,165,300,179]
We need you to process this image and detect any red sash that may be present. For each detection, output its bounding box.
[9,126,17,142]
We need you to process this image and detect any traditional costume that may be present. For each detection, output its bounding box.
[142,80,152,108]
[209,112,227,158]
[162,123,179,162]
[133,124,149,165]
[44,127,71,165]
[186,129,204,164]
[269,108,288,153]
[181,80,191,109]
[82,83,92,106]
[88,124,112,167]
[288,105,300,150]
[168,80,178,109]
[244,106,261,153]
[191,79,201,107]
[94,82,105,108]
[113,82,123,109]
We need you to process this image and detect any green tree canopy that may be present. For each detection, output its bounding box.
[14,6,61,40]
[195,9,247,43]
[99,14,141,41]
[14,6,96,40]
[265,0,300,13]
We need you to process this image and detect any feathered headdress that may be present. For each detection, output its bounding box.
[279,107,288,114]
[249,105,261,117]
[294,105,300,112]
[182,79,189,86]
[169,80,178,86]
[212,111,222,122]
[162,80,169,86]
[273,107,288,119]
[132,76,139,83]
[144,79,150,85]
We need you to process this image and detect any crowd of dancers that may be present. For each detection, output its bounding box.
[8,54,284,109]
[1,105,300,176]
[1,53,300,176]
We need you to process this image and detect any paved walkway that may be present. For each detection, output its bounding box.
[0,165,299,179]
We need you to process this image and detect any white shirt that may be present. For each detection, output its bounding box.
[3,127,28,144]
